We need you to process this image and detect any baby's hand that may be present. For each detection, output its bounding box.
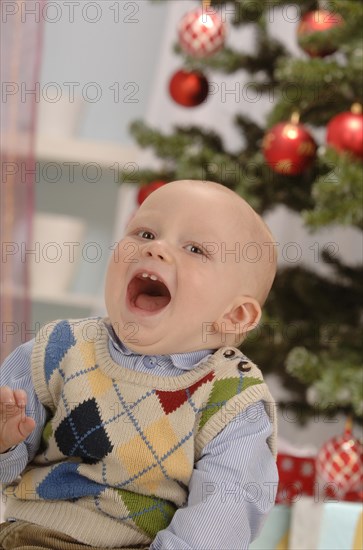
[0,386,36,453]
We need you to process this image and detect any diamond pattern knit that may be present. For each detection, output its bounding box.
[3,318,276,547]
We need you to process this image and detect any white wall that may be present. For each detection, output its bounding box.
[39,0,168,143]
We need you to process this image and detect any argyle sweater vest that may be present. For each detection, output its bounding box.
[4,318,277,548]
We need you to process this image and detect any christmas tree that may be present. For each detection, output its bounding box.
[121,0,363,424]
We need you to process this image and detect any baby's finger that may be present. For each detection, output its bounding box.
[0,386,16,405]
[18,415,36,439]
[13,389,27,408]
[0,386,17,420]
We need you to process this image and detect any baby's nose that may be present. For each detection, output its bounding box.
[142,241,172,263]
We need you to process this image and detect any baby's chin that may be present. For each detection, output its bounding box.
[116,331,209,356]
[111,325,168,355]
[121,340,186,356]
[110,312,221,356]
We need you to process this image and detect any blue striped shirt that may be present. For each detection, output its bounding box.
[0,327,278,549]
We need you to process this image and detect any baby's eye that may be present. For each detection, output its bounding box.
[137,230,155,240]
[185,243,204,255]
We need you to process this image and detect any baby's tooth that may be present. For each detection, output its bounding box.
[142,273,148,278]
[150,275,158,281]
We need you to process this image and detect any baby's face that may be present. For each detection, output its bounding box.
[105,182,262,355]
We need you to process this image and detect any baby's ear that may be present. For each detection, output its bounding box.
[220,297,262,336]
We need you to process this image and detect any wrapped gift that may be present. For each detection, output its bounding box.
[276,453,315,504]
[276,431,362,505]
[289,497,363,550]
[250,504,291,550]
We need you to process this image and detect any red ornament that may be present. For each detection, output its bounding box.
[297,9,344,57]
[178,7,226,58]
[169,69,209,108]
[262,115,317,175]
[327,104,363,159]
[316,420,363,499]
[137,181,167,206]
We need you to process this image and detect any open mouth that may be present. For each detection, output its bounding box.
[127,272,171,313]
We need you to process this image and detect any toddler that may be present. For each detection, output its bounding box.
[0,180,278,550]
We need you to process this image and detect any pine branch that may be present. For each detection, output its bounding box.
[303,149,363,230]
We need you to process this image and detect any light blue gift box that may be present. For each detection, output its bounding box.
[251,504,291,549]
[250,499,362,550]
[289,498,363,550]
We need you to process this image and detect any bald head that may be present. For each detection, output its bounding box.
[150,179,277,305]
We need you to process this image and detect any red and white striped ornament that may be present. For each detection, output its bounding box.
[316,419,363,498]
[178,6,226,58]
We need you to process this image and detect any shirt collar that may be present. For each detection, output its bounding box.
[106,322,215,371]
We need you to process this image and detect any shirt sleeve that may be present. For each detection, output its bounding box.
[150,401,278,550]
[0,340,48,483]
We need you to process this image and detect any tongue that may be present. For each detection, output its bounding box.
[135,293,169,311]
